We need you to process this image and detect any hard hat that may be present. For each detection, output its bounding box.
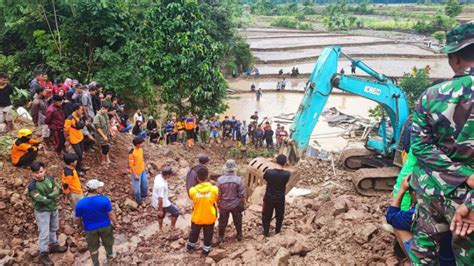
[18,128,33,138]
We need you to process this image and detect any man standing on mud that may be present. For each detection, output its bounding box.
[409,22,474,265]
[262,154,290,237]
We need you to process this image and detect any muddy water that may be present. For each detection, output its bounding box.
[228,79,307,91]
[224,92,377,152]
[253,43,436,61]
[249,36,388,49]
[257,58,451,78]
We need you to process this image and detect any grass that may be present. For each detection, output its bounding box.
[359,18,416,31]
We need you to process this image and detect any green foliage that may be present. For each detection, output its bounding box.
[1,1,248,115]
[0,134,14,161]
[347,3,374,15]
[370,68,431,119]
[445,0,462,18]
[431,31,446,45]
[11,87,30,107]
[270,16,299,29]
[270,16,312,30]
[414,12,456,34]
[142,2,228,116]
[295,13,305,21]
[399,69,432,110]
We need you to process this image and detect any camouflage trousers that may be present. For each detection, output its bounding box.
[408,189,474,265]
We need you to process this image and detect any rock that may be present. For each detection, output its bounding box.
[342,209,365,221]
[63,224,75,236]
[58,233,68,247]
[355,223,378,244]
[300,224,314,234]
[124,198,139,210]
[273,247,290,265]
[9,193,20,204]
[316,201,334,218]
[333,196,348,216]
[209,248,226,262]
[228,247,246,259]
[0,201,6,210]
[179,159,189,168]
[248,186,265,205]
[262,245,277,257]
[12,178,23,188]
[123,215,131,223]
[0,249,10,259]
[169,240,181,250]
[217,258,233,265]
[290,240,311,256]
[9,238,22,248]
[204,257,215,265]
[241,248,259,264]
[77,240,88,252]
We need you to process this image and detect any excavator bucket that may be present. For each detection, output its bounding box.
[243,157,301,199]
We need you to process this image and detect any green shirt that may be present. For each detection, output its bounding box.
[410,74,474,210]
[392,149,416,211]
[93,112,110,145]
[28,176,61,211]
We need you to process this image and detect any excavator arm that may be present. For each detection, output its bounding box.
[287,46,409,161]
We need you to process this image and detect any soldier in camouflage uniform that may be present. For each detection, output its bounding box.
[409,22,474,265]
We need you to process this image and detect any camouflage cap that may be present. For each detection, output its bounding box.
[444,21,474,54]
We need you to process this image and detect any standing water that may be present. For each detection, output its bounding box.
[224,92,377,152]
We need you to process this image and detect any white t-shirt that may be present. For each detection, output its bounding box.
[151,174,171,209]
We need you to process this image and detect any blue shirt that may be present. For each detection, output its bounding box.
[385,205,415,231]
[75,195,112,231]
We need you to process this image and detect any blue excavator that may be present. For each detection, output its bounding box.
[245,46,411,197]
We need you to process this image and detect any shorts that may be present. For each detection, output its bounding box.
[0,105,13,122]
[209,130,219,138]
[101,144,110,155]
[158,204,181,219]
[39,124,50,138]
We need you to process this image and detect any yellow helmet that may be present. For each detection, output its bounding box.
[18,128,33,138]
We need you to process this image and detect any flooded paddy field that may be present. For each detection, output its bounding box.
[253,43,440,63]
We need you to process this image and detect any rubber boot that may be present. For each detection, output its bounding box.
[49,243,67,253]
[236,230,243,241]
[218,229,225,244]
[40,252,54,266]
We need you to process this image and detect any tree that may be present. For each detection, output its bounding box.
[399,69,432,110]
[142,2,228,116]
[431,31,446,46]
[445,0,462,18]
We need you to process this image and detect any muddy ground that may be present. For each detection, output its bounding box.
[0,129,404,265]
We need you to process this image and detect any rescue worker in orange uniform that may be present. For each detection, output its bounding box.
[11,128,41,167]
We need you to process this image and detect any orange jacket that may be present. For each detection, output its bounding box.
[61,166,83,195]
[189,182,219,225]
[11,138,41,165]
[64,113,84,144]
[128,147,145,175]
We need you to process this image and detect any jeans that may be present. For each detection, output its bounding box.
[218,205,243,237]
[262,200,285,236]
[241,135,247,145]
[71,141,84,171]
[34,210,59,253]
[85,225,114,266]
[187,222,215,254]
[119,124,132,133]
[131,171,148,203]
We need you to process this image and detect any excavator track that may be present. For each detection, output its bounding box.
[352,167,400,197]
[339,148,377,170]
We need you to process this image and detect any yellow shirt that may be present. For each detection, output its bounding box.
[189,182,219,225]
[61,166,83,194]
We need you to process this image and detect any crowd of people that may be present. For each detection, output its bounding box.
[1,21,473,266]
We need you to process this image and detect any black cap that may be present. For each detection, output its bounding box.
[276,154,287,166]
[162,166,174,175]
[198,155,210,164]
[52,95,63,102]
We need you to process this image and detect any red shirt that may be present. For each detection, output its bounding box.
[45,103,65,130]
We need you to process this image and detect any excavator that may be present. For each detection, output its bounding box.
[244,45,410,197]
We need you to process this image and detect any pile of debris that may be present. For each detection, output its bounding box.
[0,133,398,265]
